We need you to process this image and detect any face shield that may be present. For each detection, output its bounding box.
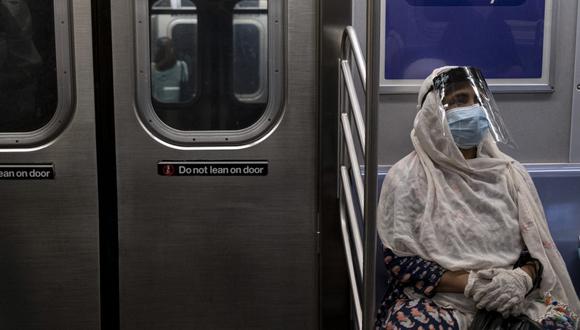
[432,66,514,149]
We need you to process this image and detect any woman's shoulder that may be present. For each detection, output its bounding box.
[391,151,417,169]
[505,158,531,178]
[388,151,421,178]
[383,151,423,189]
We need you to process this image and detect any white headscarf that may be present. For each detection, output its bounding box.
[377,67,580,317]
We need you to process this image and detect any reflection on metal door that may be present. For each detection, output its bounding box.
[0,1,100,328]
[111,0,318,328]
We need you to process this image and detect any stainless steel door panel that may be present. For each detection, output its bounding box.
[0,1,100,329]
[111,0,317,328]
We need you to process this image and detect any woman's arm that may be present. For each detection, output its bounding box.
[436,270,469,293]
[382,248,446,297]
[513,248,543,294]
[429,249,541,294]
[383,247,471,294]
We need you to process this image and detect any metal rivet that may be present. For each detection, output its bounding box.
[577,84,580,90]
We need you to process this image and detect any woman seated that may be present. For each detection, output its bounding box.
[151,37,189,103]
[375,66,579,330]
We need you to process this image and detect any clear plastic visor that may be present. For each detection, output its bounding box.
[433,67,513,146]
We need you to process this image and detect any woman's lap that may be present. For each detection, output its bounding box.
[380,298,459,330]
[378,297,576,330]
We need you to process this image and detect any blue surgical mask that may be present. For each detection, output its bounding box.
[445,104,490,149]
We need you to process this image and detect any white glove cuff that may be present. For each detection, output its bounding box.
[464,271,478,298]
[514,267,534,292]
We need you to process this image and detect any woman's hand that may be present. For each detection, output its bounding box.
[465,268,533,317]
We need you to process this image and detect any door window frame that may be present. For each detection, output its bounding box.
[135,0,285,149]
[0,0,74,150]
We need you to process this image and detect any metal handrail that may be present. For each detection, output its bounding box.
[337,32,366,328]
[338,12,380,329]
[340,60,366,152]
[363,0,381,324]
[341,114,365,214]
[341,26,367,152]
[341,26,366,91]
[340,202,363,330]
[362,1,380,328]
[340,166,364,276]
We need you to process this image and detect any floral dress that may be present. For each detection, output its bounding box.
[375,247,577,330]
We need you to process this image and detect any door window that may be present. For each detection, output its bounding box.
[138,0,283,147]
[0,0,73,147]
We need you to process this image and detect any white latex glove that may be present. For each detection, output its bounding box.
[465,268,533,317]
[464,270,489,298]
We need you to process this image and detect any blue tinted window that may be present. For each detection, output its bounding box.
[403,0,525,5]
[385,0,545,79]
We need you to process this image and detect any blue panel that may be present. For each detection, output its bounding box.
[385,0,545,80]
[405,0,526,6]
[375,171,580,303]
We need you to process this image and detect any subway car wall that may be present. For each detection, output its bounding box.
[0,0,579,329]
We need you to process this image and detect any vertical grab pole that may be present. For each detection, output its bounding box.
[362,0,380,329]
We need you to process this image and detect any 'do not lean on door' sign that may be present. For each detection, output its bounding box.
[0,164,55,180]
[158,161,268,177]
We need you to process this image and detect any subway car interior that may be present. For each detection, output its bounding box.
[0,0,579,329]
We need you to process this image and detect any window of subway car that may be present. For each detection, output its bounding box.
[148,0,269,131]
[0,0,58,133]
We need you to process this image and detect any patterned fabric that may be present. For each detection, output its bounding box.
[376,247,446,328]
[541,317,575,330]
[377,296,577,330]
[383,247,445,298]
[538,293,578,330]
[379,298,459,330]
[376,247,575,329]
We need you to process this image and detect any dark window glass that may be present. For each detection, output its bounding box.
[149,0,268,131]
[0,0,57,132]
[233,23,265,101]
[171,22,198,101]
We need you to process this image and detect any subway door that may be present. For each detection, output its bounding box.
[111,0,318,328]
[0,0,100,329]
